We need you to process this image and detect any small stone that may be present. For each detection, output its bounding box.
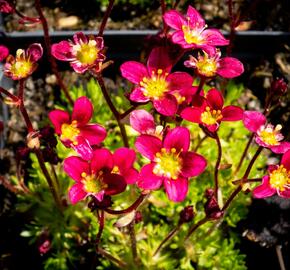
[57,16,79,29]
[45,74,57,85]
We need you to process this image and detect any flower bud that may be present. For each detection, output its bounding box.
[135,211,143,224]
[27,132,40,149]
[271,78,288,95]
[39,240,51,255]
[87,195,112,211]
[0,0,14,13]
[179,205,195,224]
[204,189,224,220]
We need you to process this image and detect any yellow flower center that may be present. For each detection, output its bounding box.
[201,107,223,125]
[60,120,80,145]
[196,58,217,77]
[182,25,205,45]
[10,49,33,79]
[140,69,169,99]
[74,40,99,65]
[269,165,290,191]
[111,166,120,174]
[81,172,108,194]
[153,148,182,180]
[258,124,282,146]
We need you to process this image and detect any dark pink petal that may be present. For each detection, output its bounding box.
[135,134,162,160]
[94,36,104,50]
[130,109,155,133]
[164,177,188,202]
[122,168,139,184]
[73,32,88,45]
[147,47,172,74]
[113,147,136,170]
[253,176,276,198]
[167,72,193,93]
[48,109,70,134]
[281,150,290,171]
[69,183,87,204]
[130,87,150,102]
[120,61,148,84]
[222,106,244,121]
[79,124,106,145]
[94,190,105,202]
[180,152,207,177]
[51,41,73,61]
[243,111,266,133]
[207,123,219,132]
[72,137,93,161]
[201,29,229,46]
[198,44,216,56]
[91,148,113,174]
[171,31,191,48]
[137,163,163,190]
[63,156,90,182]
[0,45,9,61]
[163,10,186,30]
[104,173,127,196]
[153,94,178,116]
[206,88,224,109]
[270,142,290,154]
[70,62,89,74]
[27,43,43,62]
[180,107,202,123]
[164,127,190,152]
[72,96,93,125]
[186,5,205,29]
[279,189,290,199]
[217,57,244,78]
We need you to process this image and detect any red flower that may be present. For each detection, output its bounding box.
[163,5,228,54]
[49,96,106,160]
[51,32,105,73]
[135,127,207,202]
[0,0,14,13]
[181,88,243,132]
[63,148,127,204]
[4,43,43,80]
[0,45,9,62]
[243,111,290,154]
[121,47,195,116]
[253,150,290,199]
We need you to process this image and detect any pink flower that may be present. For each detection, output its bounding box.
[0,45,9,61]
[163,6,229,54]
[181,88,243,132]
[184,49,244,78]
[49,96,106,160]
[243,111,290,154]
[135,127,207,202]
[4,43,43,80]
[253,150,290,198]
[0,0,14,13]
[121,47,195,116]
[51,32,105,73]
[64,148,127,204]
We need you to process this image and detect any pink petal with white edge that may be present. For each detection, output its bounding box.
[180,152,207,177]
[48,109,70,134]
[202,29,229,46]
[137,163,163,190]
[270,142,290,154]
[163,127,190,152]
[113,147,136,170]
[70,62,89,74]
[163,10,186,30]
[281,150,290,171]
[147,47,172,74]
[72,137,93,161]
[120,61,148,84]
[91,148,113,174]
[94,190,105,202]
[72,96,93,125]
[63,156,90,182]
[164,177,188,202]
[222,106,244,121]
[69,183,87,204]
[217,57,244,78]
[206,88,224,109]
[253,176,276,198]
[79,124,106,145]
[243,111,266,133]
[130,87,150,102]
[27,43,43,62]
[104,173,127,196]
[135,134,162,160]
[181,107,202,123]
[122,168,139,184]
[73,32,88,45]
[186,5,205,29]
[51,41,73,61]
[130,109,155,134]
[153,94,178,116]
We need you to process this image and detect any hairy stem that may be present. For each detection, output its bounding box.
[96,210,105,247]
[98,0,115,36]
[160,0,166,14]
[196,77,205,96]
[214,134,222,200]
[97,247,127,268]
[185,217,209,241]
[128,221,138,263]
[0,87,19,102]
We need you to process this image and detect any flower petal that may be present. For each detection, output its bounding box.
[135,134,162,160]
[243,111,266,133]
[104,173,127,196]
[69,183,87,204]
[63,156,90,182]
[222,106,244,121]
[217,57,244,78]
[163,127,190,152]
[206,88,224,109]
[79,124,107,145]
[130,87,150,102]
[137,163,163,190]
[153,94,178,116]
[51,41,73,61]
[130,109,156,134]
[171,31,191,48]
[253,176,276,198]
[48,109,70,134]
[147,47,172,74]
[167,71,193,93]
[201,29,229,46]
[163,10,186,30]
[27,43,43,62]
[181,107,202,123]
[73,32,88,45]
[91,148,113,174]
[72,96,93,125]
[279,189,290,198]
[122,168,139,184]
[180,152,207,177]
[164,177,188,202]
[270,142,290,154]
[113,147,136,170]
[281,150,290,171]
[72,137,93,161]
[70,62,89,73]
[187,6,205,29]
[120,61,148,84]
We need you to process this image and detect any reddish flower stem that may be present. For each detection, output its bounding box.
[128,221,138,263]
[173,0,181,9]
[98,0,115,36]
[226,0,236,56]
[214,134,222,200]
[120,104,138,120]
[196,77,205,96]
[97,247,127,268]
[194,135,208,152]
[0,87,19,102]
[14,8,40,23]
[34,0,74,106]
[160,0,166,14]
[96,210,105,247]
[185,217,209,241]
[232,177,262,185]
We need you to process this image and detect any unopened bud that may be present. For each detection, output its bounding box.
[135,211,143,224]
[27,132,40,149]
[179,205,195,224]
[204,189,224,220]
[271,78,288,95]
[87,195,112,211]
